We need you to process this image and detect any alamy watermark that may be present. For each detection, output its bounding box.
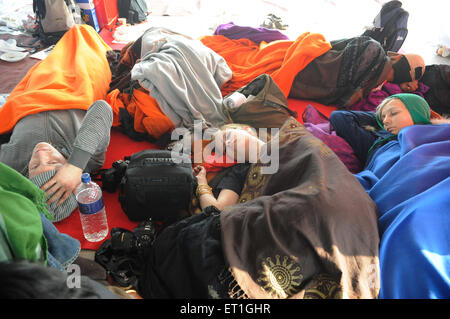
[169,121,280,174]
[66,263,81,289]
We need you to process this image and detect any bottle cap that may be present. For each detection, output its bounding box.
[81,173,91,183]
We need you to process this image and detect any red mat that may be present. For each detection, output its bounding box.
[54,99,336,250]
[54,128,158,250]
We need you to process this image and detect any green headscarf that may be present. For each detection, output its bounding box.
[0,162,49,264]
[376,93,431,129]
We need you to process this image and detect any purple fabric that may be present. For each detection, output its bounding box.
[213,22,289,44]
[302,105,362,173]
[350,82,430,112]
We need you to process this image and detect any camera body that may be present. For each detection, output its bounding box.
[101,159,129,193]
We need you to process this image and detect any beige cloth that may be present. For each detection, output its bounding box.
[403,53,426,80]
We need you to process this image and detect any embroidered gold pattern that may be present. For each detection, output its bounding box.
[247,165,264,188]
[257,255,303,298]
[303,274,343,299]
[237,118,303,207]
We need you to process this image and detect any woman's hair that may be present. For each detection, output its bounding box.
[375,97,392,126]
[211,123,258,143]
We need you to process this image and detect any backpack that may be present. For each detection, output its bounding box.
[33,0,82,45]
[119,149,197,223]
[117,0,148,25]
[362,0,409,52]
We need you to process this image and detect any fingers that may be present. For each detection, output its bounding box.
[45,185,65,205]
[41,179,71,205]
[42,178,57,193]
[57,190,72,205]
[198,166,206,175]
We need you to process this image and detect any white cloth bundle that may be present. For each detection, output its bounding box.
[223,92,247,108]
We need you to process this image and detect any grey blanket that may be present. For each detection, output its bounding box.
[131,27,232,129]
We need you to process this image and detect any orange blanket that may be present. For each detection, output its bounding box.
[106,87,175,140]
[200,32,332,97]
[0,25,112,134]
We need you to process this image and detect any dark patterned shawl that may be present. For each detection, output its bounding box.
[220,117,380,298]
[289,36,392,108]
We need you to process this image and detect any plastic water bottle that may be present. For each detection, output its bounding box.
[76,173,108,242]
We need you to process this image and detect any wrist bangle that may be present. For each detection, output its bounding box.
[198,190,213,197]
[196,184,212,197]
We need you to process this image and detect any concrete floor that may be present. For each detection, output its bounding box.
[141,0,449,66]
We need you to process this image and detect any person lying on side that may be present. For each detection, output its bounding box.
[137,117,380,299]
[0,100,113,221]
[192,124,266,211]
[289,34,427,108]
[329,93,442,168]
[330,95,450,299]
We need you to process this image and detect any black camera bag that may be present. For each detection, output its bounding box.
[119,149,196,222]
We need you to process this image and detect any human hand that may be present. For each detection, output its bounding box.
[41,163,83,205]
[193,165,208,185]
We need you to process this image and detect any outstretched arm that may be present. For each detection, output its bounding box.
[193,165,239,211]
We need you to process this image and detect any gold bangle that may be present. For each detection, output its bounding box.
[198,188,213,195]
[196,184,212,197]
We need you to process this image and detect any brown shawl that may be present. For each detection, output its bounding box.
[220,117,380,299]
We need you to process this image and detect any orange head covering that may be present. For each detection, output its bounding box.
[392,53,425,83]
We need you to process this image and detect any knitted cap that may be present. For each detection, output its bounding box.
[29,170,78,222]
[376,93,431,129]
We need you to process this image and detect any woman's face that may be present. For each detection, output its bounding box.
[216,127,261,162]
[28,142,67,178]
[379,99,414,135]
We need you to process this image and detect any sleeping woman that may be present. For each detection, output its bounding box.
[192,124,266,211]
[329,93,439,167]
[0,24,113,222]
[0,100,113,222]
[330,94,450,298]
[137,117,381,299]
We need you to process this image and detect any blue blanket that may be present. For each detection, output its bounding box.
[355,124,450,298]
